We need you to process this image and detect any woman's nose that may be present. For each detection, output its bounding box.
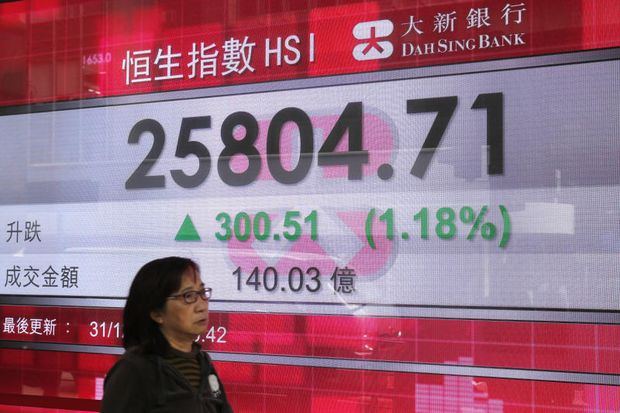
[195,297,208,312]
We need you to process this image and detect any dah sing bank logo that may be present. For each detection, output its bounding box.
[352,20,394,61]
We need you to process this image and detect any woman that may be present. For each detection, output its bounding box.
[100,256,234,413]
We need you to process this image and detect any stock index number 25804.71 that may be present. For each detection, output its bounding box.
[125,94,504,189]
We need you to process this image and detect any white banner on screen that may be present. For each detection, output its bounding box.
[0,59,618,310]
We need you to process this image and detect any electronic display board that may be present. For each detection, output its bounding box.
[0,1,619,412]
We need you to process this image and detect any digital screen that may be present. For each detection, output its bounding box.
[1,1,619,412]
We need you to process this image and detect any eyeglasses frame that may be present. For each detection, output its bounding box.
[166,287,212,304]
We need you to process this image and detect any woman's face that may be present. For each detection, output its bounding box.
[151,268,210,349]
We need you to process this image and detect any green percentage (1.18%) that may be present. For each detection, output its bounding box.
[365,205,511,249]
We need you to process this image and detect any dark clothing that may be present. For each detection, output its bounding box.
[164,346,202,390]
[100,346,234,413]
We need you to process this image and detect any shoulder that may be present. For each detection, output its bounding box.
[199,349,211,361]
[197,349,216,369]
[101,350,160,413]
[105,349,158,385]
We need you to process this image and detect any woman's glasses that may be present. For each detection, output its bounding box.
[167,287,212,304]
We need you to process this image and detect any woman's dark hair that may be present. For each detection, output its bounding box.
[122,256,200,354]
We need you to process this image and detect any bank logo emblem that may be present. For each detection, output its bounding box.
[352,20,394,61]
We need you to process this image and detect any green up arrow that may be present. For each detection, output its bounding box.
[175,214,201,241]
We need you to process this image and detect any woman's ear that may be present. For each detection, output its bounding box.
[150,310,163,324]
